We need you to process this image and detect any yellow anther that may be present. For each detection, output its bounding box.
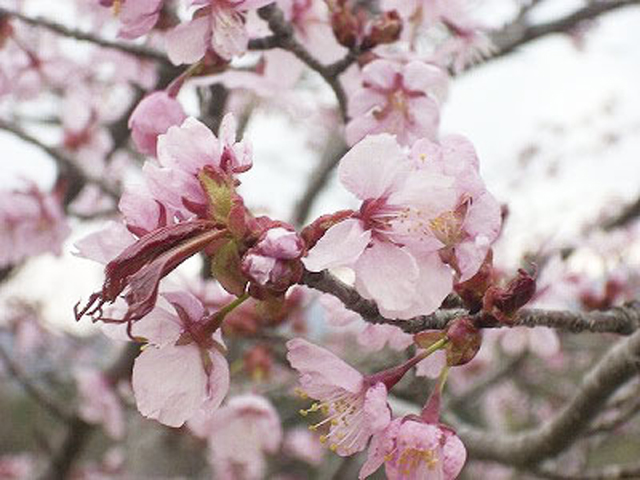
[112,0,122,16]
[294,388,308,399]
[330,444,338,452]
[319,435,328,444]
[299,409,308,417]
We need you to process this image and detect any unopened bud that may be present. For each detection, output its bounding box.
[362,10,402,50]
[445,317,481,366]
[483,268,536,324]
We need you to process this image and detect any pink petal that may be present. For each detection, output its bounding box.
[443,432,467,479]
[303,219,371,271]
[286,338,363,394]
[403,61,448,100]
[361,59,398,90]
[355,243,419,312]
[156,117,221,174]
[338,134,407,200]
[165,16,210,65]
[363,382,390,432]
[132,344,208,427]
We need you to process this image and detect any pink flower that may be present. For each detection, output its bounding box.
[76,114,253,325]
[409,135,502,282]
[0,186,70,268]
[360,417,467,479]
[500,327,560,358]
[166,0,275,64]
[241,226,305,292]
[195,394,282,479]
[283,427,325,466]
[147,114,250,216]
[287,338,391,456]
[75,369,125,439]
[131,291,230,427]
[345,59,447,146]
[303,134,456,318]
[128,91,187,157]
[115,0,164,39]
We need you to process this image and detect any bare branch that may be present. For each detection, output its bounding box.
[301,269,640,334]
[457,328,640,466]
[254,4,351,122]
[0,343,71,423]
[0,6,171,67]
[485,0,640,65]
[41,343,139,480]
[0,119,120,203]
[533,460,640,479]
[601,192,640,231]
[292,134,347,226]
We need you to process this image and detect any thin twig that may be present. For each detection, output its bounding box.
[254,4,351,122]
[292,133,347,226]
[0,6,171,67]
[485,0,640,65]
[0,119,120,202]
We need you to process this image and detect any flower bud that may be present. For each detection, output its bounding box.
[483,268,536,324]
[445,316,482,366]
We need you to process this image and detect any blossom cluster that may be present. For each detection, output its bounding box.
[0,0,557,478]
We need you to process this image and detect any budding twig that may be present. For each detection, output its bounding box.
[301,269,640,335]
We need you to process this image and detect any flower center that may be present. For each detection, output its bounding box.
[391,446,439,475]
[296,388,366,455]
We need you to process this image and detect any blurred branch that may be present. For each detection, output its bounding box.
[41,343,139,480]
[0,343,71,423]
[0,119,120,203]
[533,460,640,479]
[253,4,351,121]
[301,270,640,334]
[0,6,171,67]
[457,328,640,466]
[601,193,640,231]
[292,133,347,226]
[449,353,527,411]
[485,0,640,65]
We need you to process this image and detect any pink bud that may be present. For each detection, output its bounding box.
[128,91,186,157]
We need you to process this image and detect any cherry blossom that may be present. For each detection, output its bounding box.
[166,0,275,64]
[303,134,457,318]
[192,394,282,479]
[131,291,230,427]
[345,59,447,146]
[75,369,125,439]
[128,91,187,157]
[359,417,467,479]
[0,186,70,268]
[103,0,164,39]
[241,226,305,292]
[287,338,391,456]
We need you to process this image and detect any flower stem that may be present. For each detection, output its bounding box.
[203,292,250,336]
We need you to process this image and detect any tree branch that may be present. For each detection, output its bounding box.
[457,328,640,466]
[533,460,640,480]
[0,343,71,423]
[292,134,347,226]
[253,4,351,122]
[301,270,640,334]
[0,6,171,67]
[0,119,120,203]
[485,0,640,65]
[41,343,139,480]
